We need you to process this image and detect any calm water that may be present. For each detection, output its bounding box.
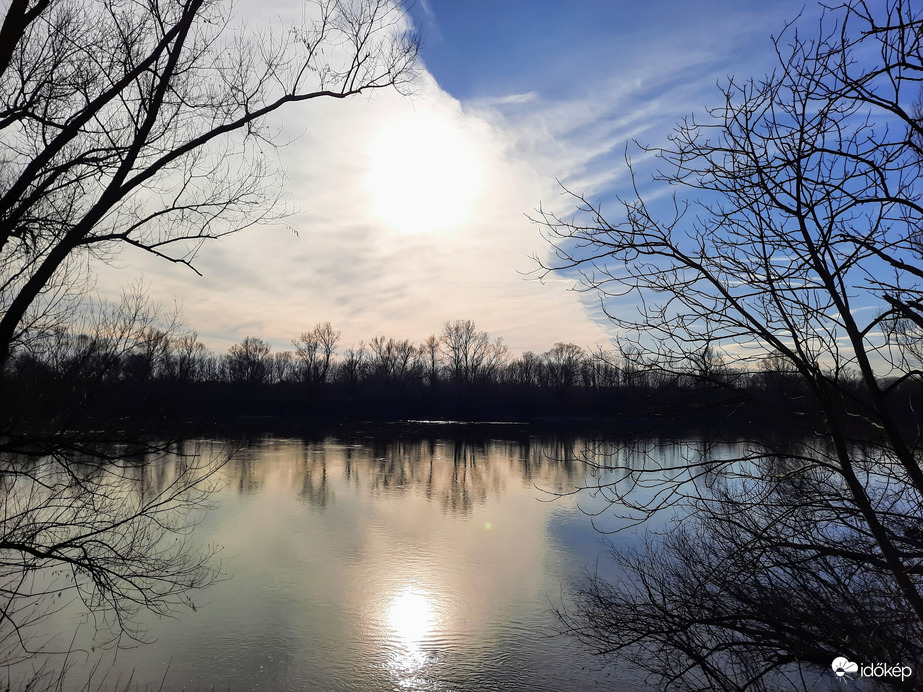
[6,431,734,691]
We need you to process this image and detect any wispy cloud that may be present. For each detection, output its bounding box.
[88,0,825,357]
[92,76,614,354]
[485,92,539,106]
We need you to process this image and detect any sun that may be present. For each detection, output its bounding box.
[365,112,485,235]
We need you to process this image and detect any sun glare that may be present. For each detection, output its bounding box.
[387,587,436,644]
[365,113,485,235]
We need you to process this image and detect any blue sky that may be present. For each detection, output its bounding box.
[94,0,821,355]
[409,0,796,101]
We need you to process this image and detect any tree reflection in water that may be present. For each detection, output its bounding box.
[0,439,231,689]
[222,433,584,517]
[559,437,923,691]
[0,431,640,691]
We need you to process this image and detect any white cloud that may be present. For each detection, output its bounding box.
[88,0,823,357]
[486,92,539,106]
[92,74,614,355]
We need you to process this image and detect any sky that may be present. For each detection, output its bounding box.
[93,0,819,356]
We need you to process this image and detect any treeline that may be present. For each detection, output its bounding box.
[2,293,877,429]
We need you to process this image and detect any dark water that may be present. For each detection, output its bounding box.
[6,432,741,691]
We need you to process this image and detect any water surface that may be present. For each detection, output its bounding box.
[11,431,694,691]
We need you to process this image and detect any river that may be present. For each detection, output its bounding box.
[3,428,743,691]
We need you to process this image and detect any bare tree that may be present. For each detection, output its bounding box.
[510,350,541,390]
[0,443,229,661]
[226,336,271,389]
[268,350,295,385]
[338,342,367,395]
[390,338,420,390]
[0,288,232,667]
[537,0,923,687]
[0,0,419,639]
[561,444,923,692]
[0,0,418,370]
[169,331,209,384]
[441,320,508,388]
[3,281,187,435]
[542,342,584,399]
[419,334,440,388]
[293,321,340,390]
[368,334,397,382]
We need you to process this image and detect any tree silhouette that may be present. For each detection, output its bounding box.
[227,336,271,390]
[0,0,418,370]
[0,0,417,668]
[537,0,923,687]
[441,320,509,389]
[293,322,340,390]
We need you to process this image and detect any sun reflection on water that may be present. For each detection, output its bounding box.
[385,585,439,678]
[389,589,435,644]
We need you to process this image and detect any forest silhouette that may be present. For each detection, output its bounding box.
[5,290,915,438]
